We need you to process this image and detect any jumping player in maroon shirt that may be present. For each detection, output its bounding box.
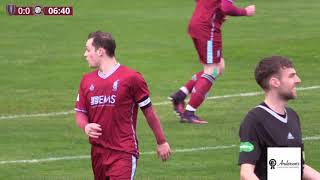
[169,0,256,124]
[75,31,171,180]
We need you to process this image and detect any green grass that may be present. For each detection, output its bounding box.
[0,0,320,179]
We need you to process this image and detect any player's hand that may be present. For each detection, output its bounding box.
[157,142,171,161]
[84,123,102,138]
[245,5,255,16]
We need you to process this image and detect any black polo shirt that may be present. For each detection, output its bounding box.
[238,103,304,180]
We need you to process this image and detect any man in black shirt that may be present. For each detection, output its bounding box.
[238,56,320,180]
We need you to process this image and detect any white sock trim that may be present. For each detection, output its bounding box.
[186,105,196,111]
[180,86,189,95]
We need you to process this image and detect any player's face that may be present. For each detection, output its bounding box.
[278,67,301,100]
[84,38,100,68]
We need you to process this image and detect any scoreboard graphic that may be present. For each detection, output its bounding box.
[6,4,73,16]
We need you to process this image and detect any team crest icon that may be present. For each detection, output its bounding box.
[112,80,119,91]
[89,84,95,91]
[6,4,16,16]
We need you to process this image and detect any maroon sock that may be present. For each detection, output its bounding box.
[184,71,203,93]
[188,73,215,109]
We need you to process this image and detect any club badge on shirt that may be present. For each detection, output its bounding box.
[89,84,95,91]
[112,80,119,91]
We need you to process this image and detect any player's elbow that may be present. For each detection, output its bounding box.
[221,8,231,15]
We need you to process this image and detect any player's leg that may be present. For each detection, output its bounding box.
[168,37,209,115]
[91,146,107,180]
[108,152,138,180]
[181,38,224,124]
[169,71,203,115]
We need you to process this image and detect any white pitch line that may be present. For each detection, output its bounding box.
[0,145,234,165]
[0,155,90,165]
[302,136,320,141]
[142,145,237,155]
[0,136,319,165]
[0,85,319,121]
[0,111,74,120]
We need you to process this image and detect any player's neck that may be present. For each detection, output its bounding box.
[99,57,118,74]
[264,93,287,114]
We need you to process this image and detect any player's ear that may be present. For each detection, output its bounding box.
[97,48,104,56]
[269,77,280,88]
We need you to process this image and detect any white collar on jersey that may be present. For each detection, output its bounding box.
[98,63,121,79]
[256,105,288,123]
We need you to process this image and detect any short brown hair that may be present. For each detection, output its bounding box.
[255,56,294,90]
[88,31,116,57]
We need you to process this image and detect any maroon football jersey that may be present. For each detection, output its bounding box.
[75,64,151,156]
[188,0,224,41]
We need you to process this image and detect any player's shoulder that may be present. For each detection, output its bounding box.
[250,105,267,115]
[241,105,267,125]
[119,65,144,78]
[285,106,300,120]
[80,69,99,81]
[118,65,137,74]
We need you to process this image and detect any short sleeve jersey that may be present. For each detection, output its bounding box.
[188,0,225,41]
[239,103,304,180]
[75,64,151,156]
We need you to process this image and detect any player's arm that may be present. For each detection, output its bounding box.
[141,105,171,161]
[132,72,171,161]
[221,0,255,16]
[302,164,320,180]
[239,112,261,180]
[74,77,102,138]
[75,111,102,138]
[75,111,88,130]
[240,164,259,180]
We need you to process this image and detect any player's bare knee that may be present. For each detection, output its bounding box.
[203,64,220,79]
[203,58,225,78]
[203,64,215,75]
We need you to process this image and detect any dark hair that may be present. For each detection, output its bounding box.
[88,31,116,57]
[255,56,294,90]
